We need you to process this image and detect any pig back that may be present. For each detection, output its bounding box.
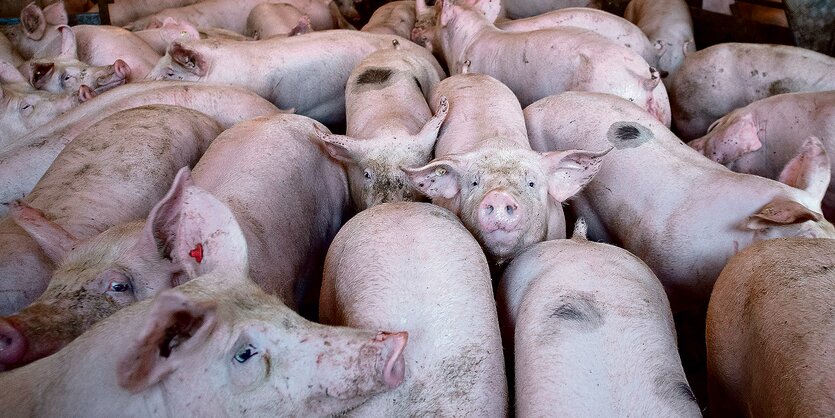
[0,105,223,315]
[430,73,528,156]
[320,202,508,417]
[707,237,835,417]
[192,113,349,310]
[500,238,700,417]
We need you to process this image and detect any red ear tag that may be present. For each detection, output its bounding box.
[188,243,203,263]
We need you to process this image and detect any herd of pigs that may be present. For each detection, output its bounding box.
[0,0,833,416]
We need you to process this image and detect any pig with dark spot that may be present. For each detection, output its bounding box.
[403,74,609,264]
[689,91,835,219]
[320,202,508,416]
[314,48,447,210]
[21,26,131,95]
[624,0,695,82]
[0,106,222,369]
[0,2,66,59]
[525,91,835,310]
[0,249,407,415]
[436,0,672,126]
[0,61,82,151]
[498,226,701,417]
[147,31,443,125]
[0,113,350,367]
[669,43,835,140]
[0,81,281,217]
[707,237,835,417]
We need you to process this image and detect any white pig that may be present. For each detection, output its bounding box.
[314,47,447,210]
[499,228,702,417]
[403,73,609,264]
[624,0,696,81]
[320,202,508,416]
[525,91,835,310]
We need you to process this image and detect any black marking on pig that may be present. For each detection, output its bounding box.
[607,121,653,149]
[547,293,604,330]
[767,79,792,96]
[356,68,393,85]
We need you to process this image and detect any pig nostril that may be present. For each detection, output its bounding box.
[0,335,11,351]
[506,205,514,215]
[486,205,494,214]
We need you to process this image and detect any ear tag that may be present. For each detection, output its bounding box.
[435,167,447,176]
[189,243,204,263]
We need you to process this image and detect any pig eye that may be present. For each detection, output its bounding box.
[528,181,535,188]
[63,73,71,81]
[363,169,372,180]
[471,181,478,187]
[109,281,130,292]
[234,344,259,363]
[165,68,176,78]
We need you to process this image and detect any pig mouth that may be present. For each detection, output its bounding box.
[478,229,525,259]
[93,76,127,94]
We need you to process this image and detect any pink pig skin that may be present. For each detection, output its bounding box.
[320,202,508,417]
[624,0,695,81]
[525,91,835,311]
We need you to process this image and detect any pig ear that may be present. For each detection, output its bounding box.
[168,42,207,76]
[0,60,28,84]
[42,2,68,25]
[777,136,831,202]
[56,26,78,60]
[439,0,456,26]
[402,158,462,199]
[701,114,761,164]
[9,201,78,263]
[745,198,822,230]
[415,0,429,15]
[313,125,364,164]
[117,288,217,392]
[541,148,611,202]
[20,3,47,40]
[137,167,249,281]
[289,15,313,36]
[414,95,449,154]
[28,62,55,89]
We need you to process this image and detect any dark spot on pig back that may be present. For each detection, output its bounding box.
[767,79,792,96]
[356,68,393,85]
[547,293,604,331]
[607,121,653,149]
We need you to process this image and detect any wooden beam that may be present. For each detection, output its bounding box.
[97,0,113,25]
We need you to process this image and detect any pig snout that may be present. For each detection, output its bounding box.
[478,190,523,233]
[375,331,408,389]
[113,59,132,80]
[94,60,131,92]
[0,317,27,367]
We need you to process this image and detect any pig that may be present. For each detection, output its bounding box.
[402,73,609,264]
[0,32,24,67]
[135,18,250,55]
[0,2,66,59]
[669,43,835,140]
[246,3,315,39]
[0,61,82,152]
[70,25,163,82]
[624,0,696,81]
[320,202,508,416]
[21,26,131,95]
[436,0,672,126]
[706,237,835,417]
[497,7,660,69]
[361,0,417,38]
[313,47,447,210]
[503,0,600,19]
[689,91,835,220]
[0,113,350,366]
[498,226,702,417]
[0,105,221,326]
[0,277,407,416]
[524,91,835,310]
[98,0,202,27]
[147,31,444,125]
[123,0,342,34]
[0,81,281,217]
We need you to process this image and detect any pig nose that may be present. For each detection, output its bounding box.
[114,59,131,79]
[478,190,522,232]
[0,317,27,366]
[376,331,408,389]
